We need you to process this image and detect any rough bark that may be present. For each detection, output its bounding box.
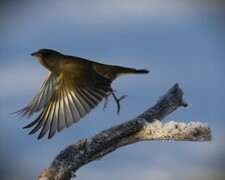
[38,84,211,180]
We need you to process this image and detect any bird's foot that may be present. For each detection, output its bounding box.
[103,91,113,111]
[111,91,128,115]
[103,90,127,114]
[103,95,109,111]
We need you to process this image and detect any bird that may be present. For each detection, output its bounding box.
[14,49,149,139]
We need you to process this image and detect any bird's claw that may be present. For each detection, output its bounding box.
[112,92,127,115]
[103,92,112,111]
[103,89,127,114]
[103,96,109,112]
[118,95,128,101]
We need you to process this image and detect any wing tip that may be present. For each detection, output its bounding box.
[37,133,44,140]
[10,108,26,117]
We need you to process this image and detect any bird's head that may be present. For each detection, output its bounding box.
[31,49,63,72]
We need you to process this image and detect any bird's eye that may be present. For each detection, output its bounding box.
[43,52,50,57]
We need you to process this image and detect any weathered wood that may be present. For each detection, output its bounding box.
[38,84,211,180]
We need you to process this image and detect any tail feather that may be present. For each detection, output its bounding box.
[114,67,149,78]
[119,68,149,75]
[94,63,149,80]
[132,69,149,74]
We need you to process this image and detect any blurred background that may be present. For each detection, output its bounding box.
[0,0,225,179]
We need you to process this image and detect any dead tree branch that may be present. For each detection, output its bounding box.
[38,83,212,180]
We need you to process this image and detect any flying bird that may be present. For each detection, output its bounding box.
[15,49,149,139]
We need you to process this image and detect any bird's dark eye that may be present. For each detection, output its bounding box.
[42,52,50,57]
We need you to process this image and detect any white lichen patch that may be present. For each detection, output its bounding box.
[135,120,211,141]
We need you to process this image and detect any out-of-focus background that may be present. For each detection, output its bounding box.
[1,1,225,179]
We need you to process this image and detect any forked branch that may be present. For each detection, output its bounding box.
[38,84,211,180]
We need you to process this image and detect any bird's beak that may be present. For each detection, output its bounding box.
[31,52,38,56]
[31,51,41,58]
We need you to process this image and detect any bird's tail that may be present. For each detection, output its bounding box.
[129,69,149,74]
[115,67,149,76]
[94,63,149,80]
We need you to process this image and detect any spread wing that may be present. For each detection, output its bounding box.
[13,73,57,117]
[23,70,111,139]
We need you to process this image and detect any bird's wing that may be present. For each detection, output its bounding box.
[13,72,57,117]
[24,71,111,139]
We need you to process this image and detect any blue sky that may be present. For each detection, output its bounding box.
[1,1,225,179]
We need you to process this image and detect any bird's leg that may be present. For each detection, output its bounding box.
[111,90,128,115]
[103,89,127,114]
[103,93,110,111]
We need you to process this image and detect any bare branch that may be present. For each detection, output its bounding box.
[38,84,211,180]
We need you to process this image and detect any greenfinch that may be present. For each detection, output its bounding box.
[15,49,149,139]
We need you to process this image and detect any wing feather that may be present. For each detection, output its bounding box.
[48,96,58,139]
[69,91,81,122]
[14,73,57,117]
[75,88,92,113]
[76,88,97,108]
[57,91,66,132]
[23,70,111,139]
[38,100,54,139]
[63,86,74,128]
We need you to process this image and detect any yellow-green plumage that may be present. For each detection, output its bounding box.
[15,49,149,139]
